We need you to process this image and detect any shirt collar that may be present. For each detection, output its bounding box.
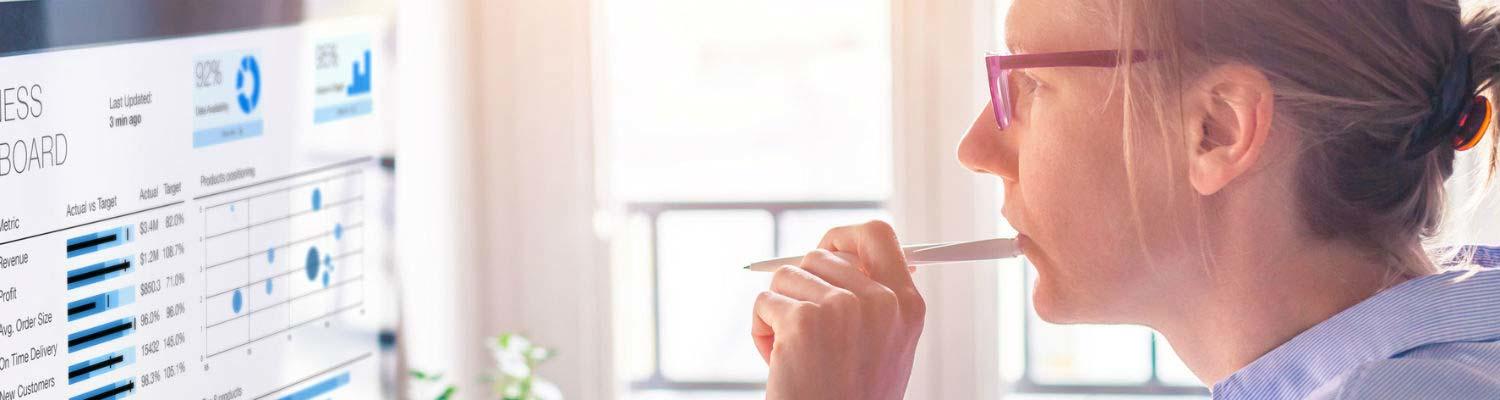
[1211,267,1500,399]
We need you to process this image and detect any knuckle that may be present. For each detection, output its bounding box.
[826,289,860,309]
[803,249,850,267]
[788,302,821,330]
[771,265,802,281]
[802,249,832,264]
[869,285,899,308]
[861,219,897,237]
[754,290,773,305]
[901,289,927,321]
[819,225,853,242]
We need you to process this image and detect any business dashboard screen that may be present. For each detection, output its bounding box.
[0,1,392,399]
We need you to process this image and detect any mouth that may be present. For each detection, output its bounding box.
[1016,233,1033,257]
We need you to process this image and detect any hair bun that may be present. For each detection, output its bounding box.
[1405,50,1482,159]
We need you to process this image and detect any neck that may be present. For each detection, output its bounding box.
[1151,230,1410,386]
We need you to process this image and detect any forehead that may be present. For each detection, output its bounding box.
[1004,0,1117,53]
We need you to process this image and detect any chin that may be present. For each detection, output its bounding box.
[1026,247,1086,324]
[1030,279,1084,324]
[1029,263,1111,324]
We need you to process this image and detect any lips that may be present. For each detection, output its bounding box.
[1001,206,1031,256]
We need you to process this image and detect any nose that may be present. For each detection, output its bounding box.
[958,101,1020,182]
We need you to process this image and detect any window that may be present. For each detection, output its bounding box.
[992,1,1205,397]
[999,261,1209,397]
[597,0,893,398]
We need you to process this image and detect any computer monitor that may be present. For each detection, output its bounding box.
[0,1,393,398]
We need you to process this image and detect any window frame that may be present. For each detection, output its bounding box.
[1010,265,1210,396]
[624,200,887,392]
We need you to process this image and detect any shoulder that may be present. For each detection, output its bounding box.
[1304,345,1500,400]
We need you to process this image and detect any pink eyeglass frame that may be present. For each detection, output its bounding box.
[986,49,1157,130]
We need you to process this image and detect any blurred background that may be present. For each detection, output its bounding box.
[387,0,1500,399]
[392,0,1203,398]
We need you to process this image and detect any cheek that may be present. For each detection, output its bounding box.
[1019,84,1136,256]
[1016,79,1158,315]
[1021,120,1138,269]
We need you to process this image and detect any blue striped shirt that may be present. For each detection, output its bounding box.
[1211,266,1500,399]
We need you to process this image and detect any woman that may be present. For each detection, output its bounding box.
[751,0,1500,398]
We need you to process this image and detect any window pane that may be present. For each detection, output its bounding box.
[1028,321,1154,385]
[1027,269,1154,385]
[613,214,661,382]
[656,210,774,381]
[998,257,1027,384]
[776,209,891,257]
[1155,333,1202,387]
[602,0,892,201]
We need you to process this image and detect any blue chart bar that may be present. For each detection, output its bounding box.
[68,317,134,353]
[68,348,136,385]
[278,372,351,400]
[67,257,135,290]
[66,226,133,259]
[68,287,135,321]
[192,119,264,148]
[70,378,134,400]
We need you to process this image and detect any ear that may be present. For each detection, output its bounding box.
[1184,64,1275,195]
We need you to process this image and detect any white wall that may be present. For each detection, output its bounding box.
[472,1,616,399]
[393,0,488,396]
[393,0,617,398]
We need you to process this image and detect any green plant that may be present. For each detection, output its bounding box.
[487,333,561,400]
[409,333,560,400]
[410,369,457,400]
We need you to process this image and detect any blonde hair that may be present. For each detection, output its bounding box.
[1111,0,1500,275]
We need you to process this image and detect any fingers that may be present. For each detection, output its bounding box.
[798,249,899,314]
[816,220,926,323]
[756,252,875,364]
[817,220,916,292]
[751,291,798,363]
[769,265,839,301]
[796,249,874,291]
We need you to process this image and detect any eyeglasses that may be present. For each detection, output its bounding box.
[986,50,1156,130]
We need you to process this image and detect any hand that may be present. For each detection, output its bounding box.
[751,220,926,400]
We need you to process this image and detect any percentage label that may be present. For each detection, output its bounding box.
[140,370,162,388]
[164,332,187,348]
[164,213,185,228]
[164,272,187,288]
[195,60,223,88]
[138,310,162,327]
[316,43,339,70]
[165,302,187,319]
[163,362,187,380]
[162,243,185,259]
